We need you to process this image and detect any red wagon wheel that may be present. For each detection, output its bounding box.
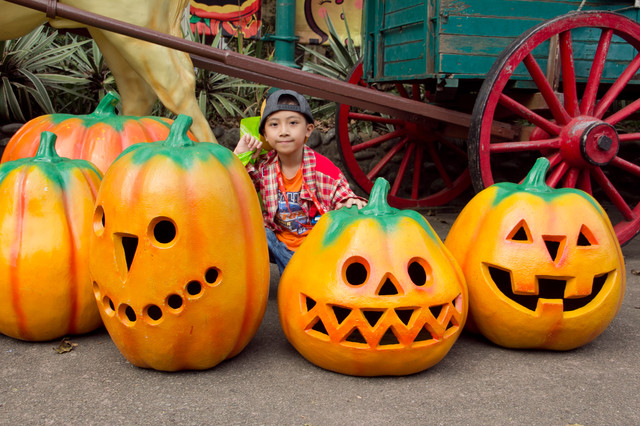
[469,11,640,245]
[336,62,470,208]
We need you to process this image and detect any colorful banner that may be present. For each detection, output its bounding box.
[190,0,262,38]
[295,0,363,46]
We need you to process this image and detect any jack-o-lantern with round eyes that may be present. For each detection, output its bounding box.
[278,178,468,376]
[90,115,269,371]
[445,158,625,350]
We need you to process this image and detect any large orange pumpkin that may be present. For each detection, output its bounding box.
[0,132,103,341]
[90,115,269,371]
[278,178,467,376]
[2,91,177,174]
[445,158,625,350]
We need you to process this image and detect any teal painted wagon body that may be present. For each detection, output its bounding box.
[362,0,640,83]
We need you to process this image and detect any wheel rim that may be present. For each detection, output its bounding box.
[336,62,470,208]
[469,11,640,244]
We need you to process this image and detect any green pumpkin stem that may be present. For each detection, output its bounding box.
[90,91,120,117]
[34,132,62,163]
[360,178,397,216]
[164,115,196,148]
[521,157,553,192]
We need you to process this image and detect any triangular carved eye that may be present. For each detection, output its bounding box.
[577,225,597,246]
[508,220,532,243]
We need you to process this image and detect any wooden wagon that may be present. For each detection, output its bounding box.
[4,0,640,244]
[336,0,640,244]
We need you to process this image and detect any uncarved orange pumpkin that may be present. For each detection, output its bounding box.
[445,158,625,350]
[0,132,103,341]
[90,115,269,371]
[2,91,177,174]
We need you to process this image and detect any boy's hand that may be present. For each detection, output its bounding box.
[234,134,263,159]
[336,198,367,210]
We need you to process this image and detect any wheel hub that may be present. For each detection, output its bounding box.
[560,117,619,167]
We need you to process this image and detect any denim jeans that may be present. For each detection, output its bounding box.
[265,228,294,275]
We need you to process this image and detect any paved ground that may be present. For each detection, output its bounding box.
[0,211,638,425]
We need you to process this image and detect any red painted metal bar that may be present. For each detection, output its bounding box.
[580,29,612,115]
[5,0,515,139]
[523,54,571,125]
[352,129,405,153]
[559,31,579,117]
[367,138,409,180]
[489,138,562,153]
[498,94,563,135]
[591,167,635,220]
[595,52,640,119]
[411,145,424,199]
[563,167,579,188]
[390,143,415,196]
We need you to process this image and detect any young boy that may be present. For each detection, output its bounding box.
[234,89,367,274]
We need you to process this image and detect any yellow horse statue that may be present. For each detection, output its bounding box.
[0,0,216,143]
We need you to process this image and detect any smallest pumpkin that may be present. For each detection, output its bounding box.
[445,158,625,350]
[0,131,103,341]
[278,178,468,376]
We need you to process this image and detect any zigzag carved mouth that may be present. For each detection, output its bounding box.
[301,294,464,348]
[487,266,608,312]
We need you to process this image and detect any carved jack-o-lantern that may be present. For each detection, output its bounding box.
[445,158,625,350]
[90,115,269,371]
[278,178,468,376]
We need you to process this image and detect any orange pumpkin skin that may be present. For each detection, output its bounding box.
[445,158,625,350]
[0,132,103,341]
[2,92,176,174]
[90,115,269,371]
[278,179,467,376]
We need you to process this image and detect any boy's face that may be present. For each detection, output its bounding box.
[263,110,314,158]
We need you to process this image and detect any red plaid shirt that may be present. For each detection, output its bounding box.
[245,146,364,232]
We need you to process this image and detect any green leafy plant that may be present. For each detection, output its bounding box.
[299,14,362,120]
[0,26,88,122]
[52,33,116,114]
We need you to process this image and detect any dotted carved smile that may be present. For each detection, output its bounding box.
[300,293,464,349]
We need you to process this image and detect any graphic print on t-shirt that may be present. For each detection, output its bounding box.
[275,189,309,235]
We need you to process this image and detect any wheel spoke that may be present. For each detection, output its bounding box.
[619,133,640,143]
[366,137,410,180]
[426,141,453,188]
[591,167,635,220]
[499,94,563,135]
[411,84,420,101]
[523,54,571,124]
[594,53,640,118]
[560,30,579,117]
[390,143,416,196]
[563,167,580,188]
[352,129,405,153]
[604,97,640,126]
[490,137,561,153]
[610,156,640,177]
[395,84,409,98]
[546,151,562,168]
[411,144,424,200]
[580,29,613,116]
[433,132,467,157]
[577,168,593,195]
[546,161,569,188]
[348,111,405,126]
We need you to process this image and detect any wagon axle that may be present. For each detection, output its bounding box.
[560,117,619,167]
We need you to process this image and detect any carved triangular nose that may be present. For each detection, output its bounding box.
[376,275,402,296]
[543,236,565,263]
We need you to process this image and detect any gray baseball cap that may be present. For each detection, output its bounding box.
[259,89,314,135]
